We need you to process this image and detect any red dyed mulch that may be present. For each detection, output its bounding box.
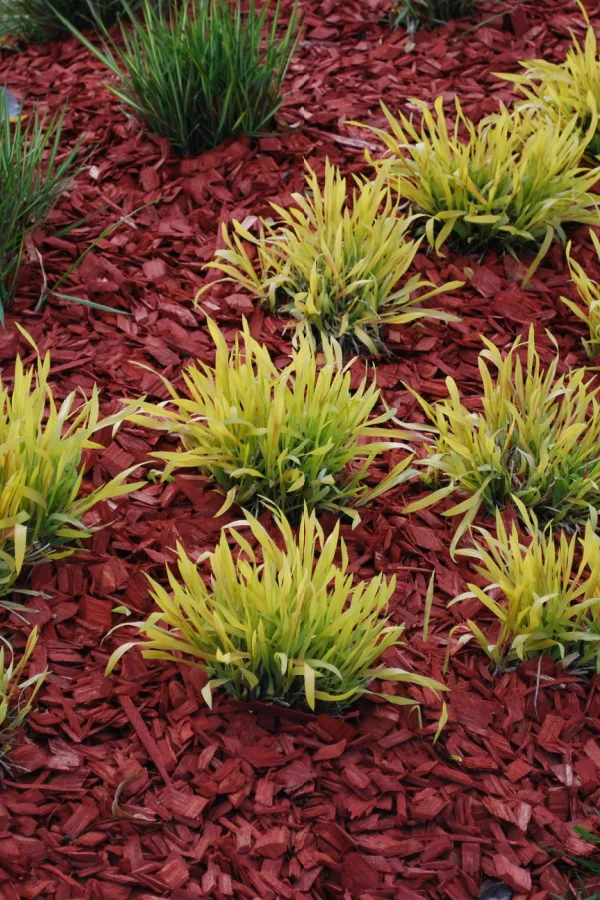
[1,0,600,897]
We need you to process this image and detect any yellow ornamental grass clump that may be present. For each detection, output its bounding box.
[129,319,415,522]
[403,326,600,555]
[561,230,600,359]
[0,330,144,598]
[0,628,47,768]
[357,98,600,281]
[107,507,447,711]
[497,9,600,158]
[454,506,600,670]
[199,159,462,354]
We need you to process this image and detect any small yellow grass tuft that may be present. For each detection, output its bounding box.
[562,231,600,358]
[200,159,461,354]
[106,506,447,712]
[403,326,600,555]
[128,319,416,522]
[0,329,144,597]
[454,506,600,671]
[355,98,600,281]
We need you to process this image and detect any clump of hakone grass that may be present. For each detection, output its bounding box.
[0,328,144,600]
[127,318,416,522]
[0,628,47,771]
[391,0,476,31]
[355,97,600,282]
[561,230,600,359]
[497,4,600,159]
[66,0,300,156]
[200,159,462,354]
[0,105,79,322]
[0,0,141,43]
[451,504,600,671]
[401,326,600,555]
[106,506,447,714]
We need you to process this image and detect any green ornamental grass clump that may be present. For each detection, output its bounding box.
[391,0,476,31]
[0,105,79,321]
[68,0,301,156]
[0,0,142,43]
[107,507,447,712]
[128,319,415,522]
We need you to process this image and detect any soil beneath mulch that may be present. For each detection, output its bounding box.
[1,0,600,897]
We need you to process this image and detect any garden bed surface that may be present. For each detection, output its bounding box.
[1,0,600,897]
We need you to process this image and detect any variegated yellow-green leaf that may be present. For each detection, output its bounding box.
[401,326,600,552]
[127,319,416,521]
[353,97,600,279]
[199,159,461,354]
[0,329,144,598]
[106,506,447,714]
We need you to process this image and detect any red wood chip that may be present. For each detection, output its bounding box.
[313,738,347,760]
[584,738,600,768]
[156,854,190,889]
[470,264,504,298]
[341,852,380,891]
[495,855,533,892]
[505,759,534,783]
[160,787,209,823]
[253,826,289,859]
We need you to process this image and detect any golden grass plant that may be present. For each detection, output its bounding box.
[561,231,600,358]
[0,628,46,768]
[200,159,461,353]
[107,507,447,711]
[128,319,415,522]
[356,98,600,281]
[497,7,600,158]
[403,327,600,554]
[454,506,600,670]
[0,332,143,598]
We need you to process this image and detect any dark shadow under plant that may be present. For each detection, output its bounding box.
[66,0,301,156]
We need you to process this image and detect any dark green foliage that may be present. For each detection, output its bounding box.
[391,0,476,30]
[0,0,140,44]
[0,105,79,321]
[70,0,301,156]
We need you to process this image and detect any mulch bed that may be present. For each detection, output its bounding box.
[1,0,600,896]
